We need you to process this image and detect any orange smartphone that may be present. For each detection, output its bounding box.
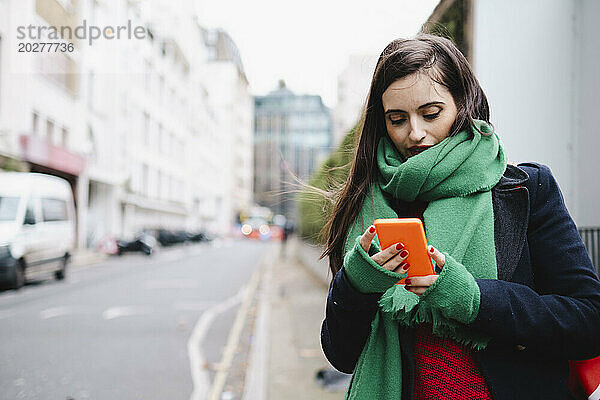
[374,218,435,284]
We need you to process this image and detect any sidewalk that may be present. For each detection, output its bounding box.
[264,238,347,400]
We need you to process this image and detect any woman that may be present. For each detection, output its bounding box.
[320,34,600,399]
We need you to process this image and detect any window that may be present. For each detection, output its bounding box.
[158,124,164,152]
[157,171,163,199]
[170,88,175,109]
[159,75,165,102]
[87,126,97,163]
[23,202,36,225]
[143,112,150,146]
[62,127,69,147]
[41,198,68,222]
[32,112,39,135]
[46,119,55,143]
[142,164,149,196]
[149,168,157,198]
[0,196,19,221]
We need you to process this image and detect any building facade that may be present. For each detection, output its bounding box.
[0,0,253,246]
[202,28,254,234]
[333,54,377,146]
[0,0,88,246]
[427,0,600,229]
[253,81,332,223]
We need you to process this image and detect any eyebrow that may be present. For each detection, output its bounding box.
[384,101,445,115]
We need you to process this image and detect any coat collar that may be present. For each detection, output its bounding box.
[492,164,531,281]
[494,163,530,192]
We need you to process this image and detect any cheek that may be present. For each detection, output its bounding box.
[432,115,455,138]
[386,127,410,153]
[386,125,404,142]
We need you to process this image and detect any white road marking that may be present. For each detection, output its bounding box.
[102,306,150,320]
[242,254,274,400]
[145,279,198,289]
[208,265,262,400]
[590,383,600,400]
[188,286,246,400]
[40,306,74,319]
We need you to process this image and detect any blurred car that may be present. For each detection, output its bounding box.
[241,218,275,241]
[185,231,212,242]
[116,232,156,256]
[149,229,185,247]
[143,228,212,246]
[0,173,75,290]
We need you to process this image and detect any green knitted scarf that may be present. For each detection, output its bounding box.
[342,121,507,399]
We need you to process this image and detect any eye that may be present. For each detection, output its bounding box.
[389,116,407,125]
[423,110,441,120]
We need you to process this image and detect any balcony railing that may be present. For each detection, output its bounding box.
[578,227,599,274]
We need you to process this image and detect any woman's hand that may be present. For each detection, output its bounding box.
[359,225,410,274]
[360,225,446,295]
[405,246,445,296]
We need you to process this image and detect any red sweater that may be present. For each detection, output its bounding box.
[408,201,492,399]
[413,324,492,399]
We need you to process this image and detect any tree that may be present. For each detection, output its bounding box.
[297,123,359,244]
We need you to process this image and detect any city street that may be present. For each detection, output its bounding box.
[0,239,273,400]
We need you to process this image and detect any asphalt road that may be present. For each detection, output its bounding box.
[0,239,272,400]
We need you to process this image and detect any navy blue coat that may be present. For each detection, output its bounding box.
[321,163,600,399]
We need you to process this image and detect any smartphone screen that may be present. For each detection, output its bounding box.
[374,218,435,284]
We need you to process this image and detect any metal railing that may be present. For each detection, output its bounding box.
[578,227,599,274]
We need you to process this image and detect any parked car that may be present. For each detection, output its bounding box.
[0,173,75,289]
[153,229,185,246]
[116,232,156,256]
[145,228,211,246]
[185,231,212,242]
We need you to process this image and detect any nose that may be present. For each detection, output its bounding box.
[409,117,426,142]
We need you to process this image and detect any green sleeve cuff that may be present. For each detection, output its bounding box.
[418,253,481,324]
[343,236,407,294]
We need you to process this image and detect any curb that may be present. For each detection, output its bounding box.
[241,244,278,400]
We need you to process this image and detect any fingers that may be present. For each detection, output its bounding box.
[428,245,446,269]
[359,225,377,253]
[392,260,410,274]
[372,243,408,271]
[360,225,408,272]
[405,275,439,296]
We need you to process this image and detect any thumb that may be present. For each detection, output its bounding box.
[428,245,446,269]
[359,225,376,252]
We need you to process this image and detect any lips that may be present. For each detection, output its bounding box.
[408,146,433,157]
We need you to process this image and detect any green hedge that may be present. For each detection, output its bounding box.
[297,124,359,244]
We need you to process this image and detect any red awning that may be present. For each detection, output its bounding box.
[20,134,86,176]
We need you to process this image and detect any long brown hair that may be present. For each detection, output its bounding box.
[321,34,491,278]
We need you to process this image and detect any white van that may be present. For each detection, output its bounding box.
[0,172,76,289]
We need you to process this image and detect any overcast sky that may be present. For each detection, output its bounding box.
[195,0,439,108]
